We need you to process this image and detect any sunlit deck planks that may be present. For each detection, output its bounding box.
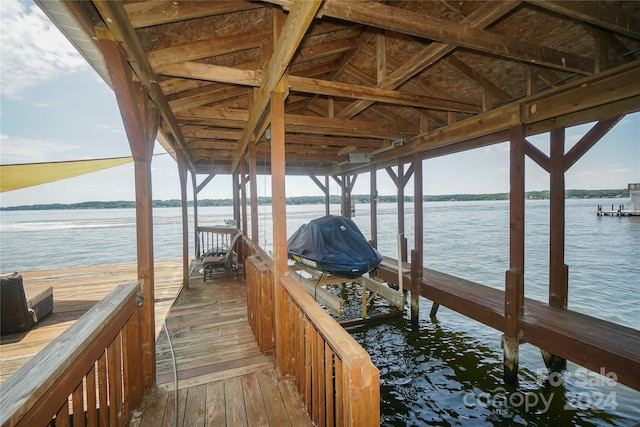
[132,262,313,427]
[0,259,183,384]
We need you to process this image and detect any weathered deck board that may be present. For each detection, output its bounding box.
[0,259,183,384]
[133,265,312,427]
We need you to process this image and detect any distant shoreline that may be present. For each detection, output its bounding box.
[0,189,628,211]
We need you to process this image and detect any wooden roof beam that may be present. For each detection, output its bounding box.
[443,54,512,104]
[335,1,521,119]
[294,38,357,63]
[147,29,271,68]
[169,86,247,113]
[284,134,385,148]
[232,0,323,171]
[368,60,640,168]
[285,114,417,139]
[321,0,593,74]
[526,1,640,41]
[92,0,197,170]
[157,62,480,113]
[176,106,414,139]
[289,76,480,113]
[182,127,243,140]
[124,1,262,28]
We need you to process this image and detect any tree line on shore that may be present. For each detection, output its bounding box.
[0,189,628,211]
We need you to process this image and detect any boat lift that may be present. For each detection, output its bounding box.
[289,263,405,325]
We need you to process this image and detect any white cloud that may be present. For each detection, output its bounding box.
[0,134,79,163]
[0,0,87,99]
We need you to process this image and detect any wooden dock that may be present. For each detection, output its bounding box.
[134,265,312,426]
[0,260,312,427]
[0,259,184,384]
[596,204,640,216]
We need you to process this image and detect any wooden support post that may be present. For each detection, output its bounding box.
[504,269,523,386]
[397,164,405,261]
[429,303,440,318]
[412,152,423,326]
[240,157,248,237]
[176,150,189,287]
[333,174,357,218]
[370,163,378,248]
[309,175,330,216]
[249,140,259,244]
[386,164,412,262]
[271,78,288,375]
[232,170,240,227]
[410,249,421,327]
[504,124,526,387]
[191,171,199,259]
[325,175,330,216]
[545,127,568,372]
[96,26,159,389]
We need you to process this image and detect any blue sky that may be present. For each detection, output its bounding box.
[1,0,638,207]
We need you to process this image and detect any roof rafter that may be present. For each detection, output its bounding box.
[157,62,480,113]
[527,1,640,41]
[335,1,522,119]
[231,0,324,171]
[320,0,593,74]
[91,0,197,170]
[147,29,271,68]
[124,1,262,28]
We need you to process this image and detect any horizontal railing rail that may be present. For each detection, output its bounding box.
[0,283,144,427]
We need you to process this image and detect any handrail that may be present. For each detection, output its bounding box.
[0,283,143,427]
[279,275,380,427]
[196,226,239,258]
[244,246,380,427]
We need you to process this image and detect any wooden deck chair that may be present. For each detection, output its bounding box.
[202,232,242,281]
[1,272,54,336]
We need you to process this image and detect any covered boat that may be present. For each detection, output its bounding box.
[287,215,383,278]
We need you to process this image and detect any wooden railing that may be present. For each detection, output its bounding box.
[0,283,144,427]
[245,256,274,353]
[278,276,380,427]
[243,238,380,427]
[196,225,239,258]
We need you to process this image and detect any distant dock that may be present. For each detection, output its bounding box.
[597,183,640,216]
[597,204,640,216]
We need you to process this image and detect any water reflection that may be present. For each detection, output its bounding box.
[325,282,633,426]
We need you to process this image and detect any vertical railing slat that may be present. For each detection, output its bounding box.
[72,381,85,427]
[86,365,98,426]
[56,400,69,427]
[98,351,109,426]
[325,343,335,427]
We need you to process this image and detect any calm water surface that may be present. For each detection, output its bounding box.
[1,198,638,425]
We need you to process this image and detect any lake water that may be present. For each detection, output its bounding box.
[1,198,639,425]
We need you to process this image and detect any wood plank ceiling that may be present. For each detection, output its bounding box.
[42,1,640,176]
